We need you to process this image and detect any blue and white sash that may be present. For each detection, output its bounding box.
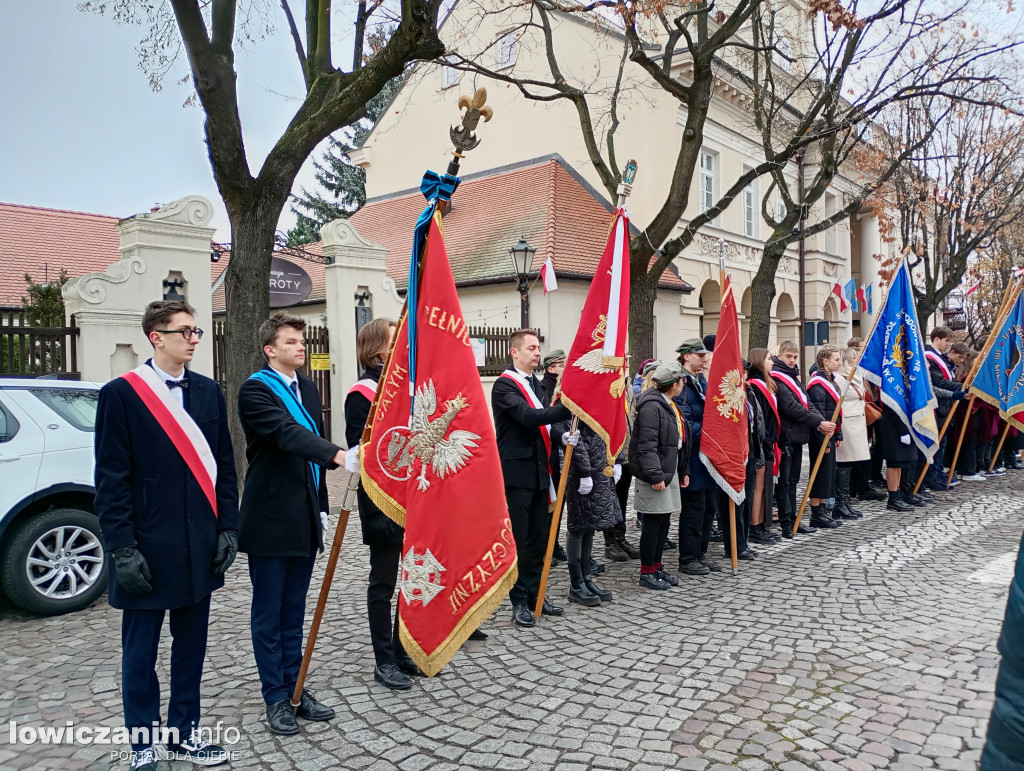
[248,369,321,492]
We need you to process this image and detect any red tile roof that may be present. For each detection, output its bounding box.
[350,156,692,290]
[0,203,122,306]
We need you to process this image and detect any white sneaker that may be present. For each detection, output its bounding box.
[129,746,162,770]
[961,473,987,482]
[165,728,228,766]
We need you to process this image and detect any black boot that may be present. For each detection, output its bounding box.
[810,504,839,529]
[887,490,914,511]
[617,536,641,559]
[583,571,612,602]
[835,468,862,519]
[567,562,601,606]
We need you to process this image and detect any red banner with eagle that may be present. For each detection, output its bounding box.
[699,273,749,503]
[360,211,517,676]
[557,208,632,464]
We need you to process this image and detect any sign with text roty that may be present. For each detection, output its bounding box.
[269,257,313,308]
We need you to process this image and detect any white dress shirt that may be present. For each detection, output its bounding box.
[151,361,186,408]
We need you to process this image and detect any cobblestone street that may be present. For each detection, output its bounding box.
[1,470,1021,771]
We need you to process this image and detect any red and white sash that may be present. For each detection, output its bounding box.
[122,364,218,518]
[770,370,809,409]
[807,374,844,423]
[499,371,557,504]
[926,350,953,381]
[347,378,377,402]
[748,378,782,477]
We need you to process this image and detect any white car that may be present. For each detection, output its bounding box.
[0,379,106,615]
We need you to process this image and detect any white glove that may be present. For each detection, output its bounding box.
[578,476,594,495]
[562,430,580,447]
[344,446,360,473]
[613,464,622,483]
[900,434,912,446]
[320,511,329,533]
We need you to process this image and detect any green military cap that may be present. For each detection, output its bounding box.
[676,337,710,355]
[652,361,684,386]
[542,349,567,368]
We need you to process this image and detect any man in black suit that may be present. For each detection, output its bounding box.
[491,329,573,627]
[237,312,345,735]
[95,300,237,771]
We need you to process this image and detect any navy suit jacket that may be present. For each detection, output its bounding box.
[236,367,340,558]
[94,362,239,610]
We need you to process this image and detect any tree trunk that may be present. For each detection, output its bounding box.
[222,199,283,476]
[748,239,786,349]
[628,271,658,363]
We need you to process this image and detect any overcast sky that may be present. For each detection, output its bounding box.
[0,2,333,239]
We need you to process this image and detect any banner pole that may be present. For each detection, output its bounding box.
[290,470,358,708]
[947,395,976,486]
[913,276,1022,493]
[728,500,738,573]
[990,421,1013,472]
[535,415,578,619]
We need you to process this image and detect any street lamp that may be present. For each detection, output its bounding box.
[509,235,536,328]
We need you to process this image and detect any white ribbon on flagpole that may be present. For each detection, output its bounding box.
[603,213,625,359]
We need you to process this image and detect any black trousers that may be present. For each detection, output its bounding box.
[775,443,803,525]
[605,468,633,543]
[366,541,406,667]
[505,485,551,606]
[639,513,670,567]
[678,488,716,566]
[121,594,210,752]
[248,554,316,704]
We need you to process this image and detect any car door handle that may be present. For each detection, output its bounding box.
[0,455,19,463]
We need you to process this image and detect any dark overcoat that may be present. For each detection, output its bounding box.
[771,357,827,446]
[674,372,715,491]
[552,421,623,533]
[237,367,339,558]
[94,363,238,610]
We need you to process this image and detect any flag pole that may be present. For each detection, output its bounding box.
[292,91,493,702]
[947,278,1024,485]
[792,260,899,534]
[535,160,637,616]
[913,275,1022,493]
[990,422,1013,472]
[291,470,358,707]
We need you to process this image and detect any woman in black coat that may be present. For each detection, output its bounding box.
[746,349,781,545]
[343,318,422,691]
[629,362,690,591]
[553,421,622,606]
[806,345,844,529]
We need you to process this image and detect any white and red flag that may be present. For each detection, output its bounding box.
[541,255,558,293]
[558,208,631,464]
[700,274,749,504]
[830,282,849,313]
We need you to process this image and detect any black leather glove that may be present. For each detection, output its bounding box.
[111,546,153,595]
[953,390,968,401]
[212,530,238,575]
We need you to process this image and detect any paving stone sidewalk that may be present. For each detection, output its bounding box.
[1,470,1021,771]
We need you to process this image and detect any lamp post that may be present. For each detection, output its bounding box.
[509,236,536,329]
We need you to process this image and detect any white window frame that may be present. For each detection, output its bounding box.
[776,36,793,73]
[699,150,716,217]
[498,32,517,69]
[742,167,757,238]
[442,60,461,88]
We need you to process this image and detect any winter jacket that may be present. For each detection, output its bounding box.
[807,373,844,443]
[982,529,1024,769]
[674,371,715,490]
[630,388,690,485]
[344,365,403,548]
[746,392,766,468]
[926,346,961,420]
[771,356,826,446]
[552,421,623,533]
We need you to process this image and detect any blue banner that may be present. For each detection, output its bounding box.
[857,262,939,457]
[971,287,1024,430]
[844,277,857,311]
[866,285,873,315]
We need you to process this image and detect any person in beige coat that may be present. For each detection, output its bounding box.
[834,346,870,518]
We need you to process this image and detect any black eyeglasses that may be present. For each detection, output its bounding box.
[156,327,204,341]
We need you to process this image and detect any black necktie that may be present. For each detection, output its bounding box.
[290,381,299,399]
[166,379,188,390]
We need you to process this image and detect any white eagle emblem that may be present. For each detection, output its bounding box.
[408,379,481,491]
[713,369,746,422]
[571,347,620,375]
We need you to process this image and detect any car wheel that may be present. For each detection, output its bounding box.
[1,508,107,615]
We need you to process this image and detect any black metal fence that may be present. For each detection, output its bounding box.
[0,311,80,379]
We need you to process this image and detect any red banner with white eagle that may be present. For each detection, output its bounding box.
[558,208,631,465]
[360,212,517,676]
[699,274,749,503]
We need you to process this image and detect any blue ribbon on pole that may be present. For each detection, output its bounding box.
[407,170,460,419]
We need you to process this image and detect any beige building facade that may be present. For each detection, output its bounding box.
[351,0,894,361]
